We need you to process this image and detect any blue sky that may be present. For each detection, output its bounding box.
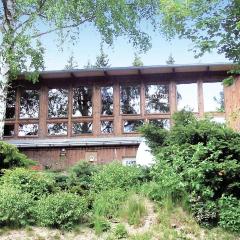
[40,24,228,70]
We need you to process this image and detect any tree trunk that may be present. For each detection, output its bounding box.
[0,61,9,139]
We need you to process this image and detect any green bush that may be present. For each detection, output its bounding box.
[141,110,240,226]
[0,186,34,227]
[34,192,87,229]
[0,141,35,171]
[219,195,240,232]
[1,168,57,199]
[93,188,128,219]
[114,224,128,239]
[92,162,143,192]
[93,216,111,235]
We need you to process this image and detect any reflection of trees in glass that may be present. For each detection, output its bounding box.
[47,123,67,135]
[4,124,14,136]
[101,121,113,133]
[18,124,38,136]
[48,89,68,118]
[101,87,113,115]
[120,85,140,114]
[145,85,169,113]
[5,89,16,119]
[123,120,143,133]
[20,90,39,118]
[73,87,92,117]
[213,91,225,112]
[72,122,92,134]
[149,119,170,130]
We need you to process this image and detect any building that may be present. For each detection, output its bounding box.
[3,63,238,169]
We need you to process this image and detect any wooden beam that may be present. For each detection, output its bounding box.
[39,85,48,138]
[67,85,73,137]
[197,80,204,118]
[114,80,121,135]
[93,83,101,136]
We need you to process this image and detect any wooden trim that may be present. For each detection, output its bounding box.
[141,79,145,117]
[14,87,21,138]
[114,80,121,135]
[197,80,204,118]
[68,84,73,138]
[93,83,101,136]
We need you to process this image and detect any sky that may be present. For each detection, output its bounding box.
[40,23,229,70]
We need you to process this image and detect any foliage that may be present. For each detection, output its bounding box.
[0,141,35,171]
[141,110,240,227]
[219,195,240,232]
[93,216,111,235]
[114,224,128,239]
[166,54,175,64]
[92,162,144,192]
[64,54,79,70]
[132,53,143,66]
[34,192,87,229]
[94,43,110,68]
[0,186,34,227]
[1,168,57,199]
[120,194,147,226]
[93,189,128,219]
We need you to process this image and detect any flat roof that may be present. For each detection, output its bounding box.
[20,63,234,80]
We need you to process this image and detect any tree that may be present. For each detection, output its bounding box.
[94,43,110,68]
[64,54,78,70]
[158,0,240,72]
[0,0,160,138]
[84,60,94,69]
[166,54,175,64]
[132,53,143,66]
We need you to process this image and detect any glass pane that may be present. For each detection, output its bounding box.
[18,124,38,136]
[20,90,39,118]
[101,87,113,115]
[203,82,224,112]
[48,89,68,118]
[177,83,198,112]
[123,120,143,133]
[47,123,67,135]
[4,124,14,136]
[149,119,170,129]
[73,87,92,117]
[72,122,93,134]
[120,85,140,114]
[101,121,113,134]
[5,89,16,119]
[145,85,170,113]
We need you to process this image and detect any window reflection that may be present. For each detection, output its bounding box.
[123,120,143,133]
[120,85,140,114]
[4,124,14,136]
[72,122,93,134]
[20,90,39,118]
[18,124,38,136]
[149,119,170,129]
[203,82,224,112]
[101,87,113,115]
[177,83,198,112]
[101,121,113,134]
[73,87,92,117]
[5,89,16,119]
[48,89,68,118]
[145,85,169,113]
[47,123,67,135]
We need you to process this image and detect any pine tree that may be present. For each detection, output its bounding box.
[84,60,94,69]
[64,54,78,70]
[94,43,110,68]
[132,53,143,67]
[166,54,175,64]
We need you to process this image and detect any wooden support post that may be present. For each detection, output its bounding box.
[170,80,177,126]
[114,80,121,135]
[197,80,204,118]
[39,85,48,138]
[140,79,145,118]
[93,83,101,136]
[14,87,20,138]
[67,85,73,137]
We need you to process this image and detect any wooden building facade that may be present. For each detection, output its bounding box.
[3,63,236,169]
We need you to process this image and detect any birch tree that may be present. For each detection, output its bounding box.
[0,0,160,138]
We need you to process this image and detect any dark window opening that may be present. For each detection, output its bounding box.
[101,86,113,115]
[5,89,16,119]
[4,124,14,137]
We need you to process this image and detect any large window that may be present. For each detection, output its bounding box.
[120,85,140,114]
[47,123,67,135]
[203,82,224,112]
[145,84,169,113]
[123,120,143,133]
[73,86,92,117]
[177,83,198,112]
[5,88,16,119]
[149,119,170,129]
[18,124,38,136]
[101,86,113,115]
[48,89,68,118]
[101,121,113,134]
[4,124,14,136]
[72,122,93,134]
[20,89,39,118]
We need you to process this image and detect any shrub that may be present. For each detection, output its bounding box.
[120,194,147,226]
[0,141,35,171]
[1,168,57,199]
[114,224,128,239]
[219,195,240,232]
[93,216,111,235]
[34,192,88,229]
[92,162,143,192]
[93,188,128,219]
[0,186,34,227]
